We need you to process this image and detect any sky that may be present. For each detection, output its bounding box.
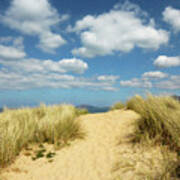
[0,0,180,108]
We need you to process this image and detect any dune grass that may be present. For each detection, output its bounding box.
[126,95,180,150]
[110,102,125,111]
[76,108,89,115]
[114,145,179,180]
[0,104,85,167]
[126,94,180,178]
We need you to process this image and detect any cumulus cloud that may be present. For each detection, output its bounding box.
[0,69,75,90]
[0,56,116,91]
[58,58,88,74]
[120,72,180,90]
[37,32,66,53]
[163,7,180,32]
[0,58,88,74]
[97,75,119,82]
[1,0,67,53]
[155,75,180,90]
[70,1,169,58]
[0,36,26,59]
[120,78,152,88]
[0,45,26,59]
[154,55,180,68]
[142,71,168,79]
[0,69,117,91]
[120,71,168,88]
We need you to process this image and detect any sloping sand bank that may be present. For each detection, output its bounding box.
[1,110,176,180]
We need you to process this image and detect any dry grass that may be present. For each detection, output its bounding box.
[126,94,180,179]
[114,145,178,180]
[1,96,180,179]
[75,108,89,115]
[126,95,180,150]
[110,102,125,111]
[0,104,84,167]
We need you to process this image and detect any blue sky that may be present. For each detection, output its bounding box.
[0,0,180,108]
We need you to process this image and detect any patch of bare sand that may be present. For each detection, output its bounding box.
[1,110,177,180]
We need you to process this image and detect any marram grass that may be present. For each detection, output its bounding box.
[114,95,180,179]
[0,104,85,167]
[126,95,180,151]
[110,102,125,111]
[75,108,89,116]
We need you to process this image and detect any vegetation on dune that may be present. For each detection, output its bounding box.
[110,102,125,111]
[126,95,180,150]
[75,108,89,115]
[126,94,180,178]
[0,104,85,167]
[1,95,180,179]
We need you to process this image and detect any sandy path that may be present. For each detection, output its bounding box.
[1,110,140,180]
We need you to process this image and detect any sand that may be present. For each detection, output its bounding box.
[0,110,177,180]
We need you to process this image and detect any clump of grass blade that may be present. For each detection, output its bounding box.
[127,95,180,151]
[75,108,89,116]
[0,104,84,167]
[110,102,125,111]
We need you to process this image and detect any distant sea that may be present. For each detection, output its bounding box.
[76,105,109,113]
[0,105,109,114]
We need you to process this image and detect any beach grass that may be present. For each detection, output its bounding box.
[0,104,84,167]
[126,94,180,178]
[126,95,180,150]
[110,102,125,111]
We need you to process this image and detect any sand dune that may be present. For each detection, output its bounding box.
[0,110,176,180]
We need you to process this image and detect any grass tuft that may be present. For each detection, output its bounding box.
[0,104,84,167]
[110,102,125,111]
[126,94,180,150]
[75,108,89,116]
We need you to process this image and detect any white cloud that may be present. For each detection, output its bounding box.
[46,74,75,81]
[120,73,180,90]
[0,56,118,91]
[58,58,88,74]
[0,45,26,59]
[155,76,180,90]
[101,86,118,91]
[1,0,67,53]
[37,32,66,53]
[142,71,168,79]
[154,55,180,68]
[0,68,117,91]
[70,1,169,58]
[0,58,88,74]
[97,75,119,82]
[0,46,117,90]
[0,36,26,59]
[170,75,180,81]
[163,7,180,32]
[0,70,75,90]
[120,78,152,88]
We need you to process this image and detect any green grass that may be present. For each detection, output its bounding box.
[110,102,125,111]
[0,104,84,167]
[46,152,56,159]
[31,146,56,161]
